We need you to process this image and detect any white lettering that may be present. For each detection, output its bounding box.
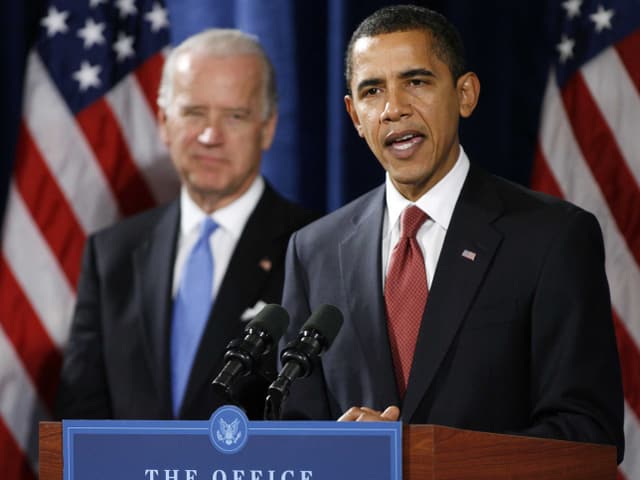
[145,470,159,480]
[208,470,313,480]
[212,470,228,480]
[165,470,180,480]
[186,470,198,480]
[250,470,263,480]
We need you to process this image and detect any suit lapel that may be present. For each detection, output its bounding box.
[181,186,285,414]
[338,185,400,408]
[132,201,180,414]
[402,167,504,421]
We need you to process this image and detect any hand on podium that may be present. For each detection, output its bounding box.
[338,405,400,422]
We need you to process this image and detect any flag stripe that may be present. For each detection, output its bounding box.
[1,185,76,349]
[0,257,62,409]
[76,98,156,216]
[135,51,166,119]
[106,74,177,204]
[14,124,85,287]
[0,325,47,471]
[530,146,563,198]
[560,72,640,267]
[581,48,640,188]
[0,418,36,480]
[615,29,640,93]
[537,70,640,362]
[23,52,120,233]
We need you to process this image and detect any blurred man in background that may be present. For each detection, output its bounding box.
[56,28,316,421]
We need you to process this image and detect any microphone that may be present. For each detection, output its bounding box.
[264,304,344,420]
[212,304,289,399]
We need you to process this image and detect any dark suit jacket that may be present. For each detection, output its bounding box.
[281,166,625,462]
[56,183,316,421]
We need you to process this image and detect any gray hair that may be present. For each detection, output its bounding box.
[157,28,278,118]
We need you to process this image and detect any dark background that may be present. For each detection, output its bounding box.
[0,1,554,218]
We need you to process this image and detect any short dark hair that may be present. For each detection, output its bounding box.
[345,5,467,92]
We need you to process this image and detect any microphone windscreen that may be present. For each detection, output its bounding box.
[301,304,344,347]
[247,304,290,341]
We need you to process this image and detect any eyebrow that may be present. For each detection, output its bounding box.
[355,78,383,93]
[399,68,436,79]
[355,68,436,93]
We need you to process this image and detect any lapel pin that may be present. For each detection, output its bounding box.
[259,257,272,272]
[461,249,477,261]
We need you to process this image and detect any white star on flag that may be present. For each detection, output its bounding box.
[113,32,135,61]
[145,3,170,32]
[40,6,69,37]
[90,0,107,7]
[556,34,575,63]
[590,5,614,32]
[562,0,582,19]
[116,0,138,18]
[77,18,106,49]
[72,61,102,91]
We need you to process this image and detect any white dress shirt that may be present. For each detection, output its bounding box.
[172,176,265,299]
[382,147,470,288]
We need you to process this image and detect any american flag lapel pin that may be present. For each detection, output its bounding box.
[259,257,273,272]
[461,249,477,261]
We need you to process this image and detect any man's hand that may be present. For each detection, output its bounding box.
[337,405,400,422]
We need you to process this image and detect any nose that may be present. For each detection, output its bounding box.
[197,127,214,144]
[197,123,222,146]
[380,89,412,123]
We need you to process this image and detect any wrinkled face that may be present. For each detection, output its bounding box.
[159,51,277,211]
[345,30,478,200]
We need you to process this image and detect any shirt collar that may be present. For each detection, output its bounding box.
[385,146,470,233]
[179,175,265,238]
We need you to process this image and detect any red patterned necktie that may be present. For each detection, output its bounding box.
[384,205,428,397]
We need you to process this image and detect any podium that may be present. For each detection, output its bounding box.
[39,421,616,479]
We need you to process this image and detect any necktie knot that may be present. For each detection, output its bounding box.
[400,205,427,238]
[198,217,218,243]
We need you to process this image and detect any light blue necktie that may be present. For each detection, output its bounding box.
[171,217,218,417]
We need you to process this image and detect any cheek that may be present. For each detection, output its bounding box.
[360,113,380,140]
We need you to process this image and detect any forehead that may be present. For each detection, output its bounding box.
[173,51,264,101]
[350,30,446,83]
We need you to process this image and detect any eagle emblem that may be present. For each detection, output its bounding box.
[216,417,242,445]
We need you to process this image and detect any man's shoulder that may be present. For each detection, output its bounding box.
[90,201,177,250]
[472,168,591,220]
[252,183,321,237]
[294,185,384,240]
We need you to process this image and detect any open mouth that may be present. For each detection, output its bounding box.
[384,131,425,155]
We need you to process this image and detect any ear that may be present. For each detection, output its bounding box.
[157,108,170,145]
[260,110,279,150]
[344,95,364,138]
[457,72,480,118]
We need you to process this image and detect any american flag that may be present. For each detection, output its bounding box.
[0,0,178,478]
[531,0,639,477]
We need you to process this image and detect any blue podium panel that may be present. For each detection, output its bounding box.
[63,406,402,480]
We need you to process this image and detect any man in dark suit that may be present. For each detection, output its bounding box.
[280,5,625,462]
[55,29,315,421]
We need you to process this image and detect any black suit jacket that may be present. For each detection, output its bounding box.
[281,166,625,462]
[56,183,316,420]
